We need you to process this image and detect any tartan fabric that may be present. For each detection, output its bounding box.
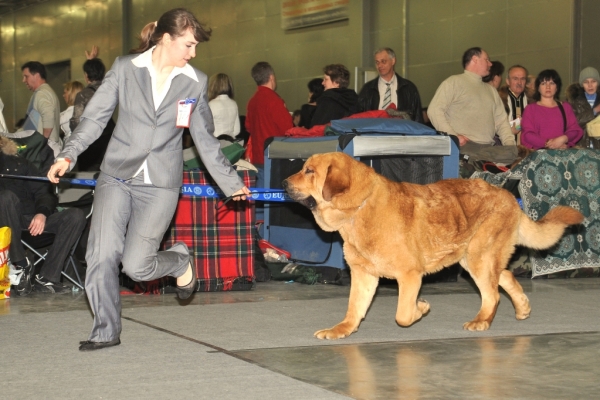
[161,170,255,291]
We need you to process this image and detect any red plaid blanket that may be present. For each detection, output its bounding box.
[161,170,255,291]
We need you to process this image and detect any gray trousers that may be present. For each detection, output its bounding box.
[460,141,519,164]
[85,172,189,342]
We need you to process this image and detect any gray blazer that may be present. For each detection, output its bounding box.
[58,54,244,195]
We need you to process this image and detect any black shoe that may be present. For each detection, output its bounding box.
[34,275,70,294]
[14,259,33,296]
[176,257,197,300]
[79,338,121,351]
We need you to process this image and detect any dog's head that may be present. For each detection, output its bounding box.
[283,152,373,213]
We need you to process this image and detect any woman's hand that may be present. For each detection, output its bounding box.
[231,186,251,201]
[47,160,70,183]
[544,135,568,149]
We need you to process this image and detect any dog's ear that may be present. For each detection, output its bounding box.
[322,163,350,201]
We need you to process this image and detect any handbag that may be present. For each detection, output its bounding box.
[586,115,600,138]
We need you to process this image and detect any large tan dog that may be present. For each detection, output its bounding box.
[282,152,584,339]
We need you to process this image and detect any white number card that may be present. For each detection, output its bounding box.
[176,98,197,128]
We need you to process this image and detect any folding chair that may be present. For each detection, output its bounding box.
[20,193,94,291]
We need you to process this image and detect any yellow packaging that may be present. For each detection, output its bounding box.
[0,227,11,299]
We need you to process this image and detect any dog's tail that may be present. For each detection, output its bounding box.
[517,206,584,250]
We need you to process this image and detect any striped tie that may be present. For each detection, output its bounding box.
[382,82,391,109]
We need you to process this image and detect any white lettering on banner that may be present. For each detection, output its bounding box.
[194,187,202,195]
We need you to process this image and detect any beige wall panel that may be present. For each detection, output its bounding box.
[408,19,452,66]
[207,0,237,26]
[507,0,571,54]
[237,0,267,21]
[208,55,237,80]
[452,0,507,15]
[267,46,298,81]
[265,15,296,49]
[408,0,453,25]
[409,61,461,107]
[510,47,571,95]
[265,0,281,17]
[581,0,600,69]
[451,10,508,60]
[207,24,237,59]
[236,18,266,54]
[370,0,403,31]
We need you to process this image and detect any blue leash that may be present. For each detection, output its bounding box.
[0,173,293,202]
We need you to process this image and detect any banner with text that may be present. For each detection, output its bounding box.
[281,0,349,30]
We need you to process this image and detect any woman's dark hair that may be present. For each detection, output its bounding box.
[533,69,562,101]
[131,8,211,54]
[307,78,324,103]
[482,61,505,83]
[83,58,106,82]
[323,64,350,89]
[208,73,234,101]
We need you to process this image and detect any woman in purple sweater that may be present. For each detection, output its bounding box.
[521,69,583,149]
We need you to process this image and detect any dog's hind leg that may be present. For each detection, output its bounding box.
[314,267,379,340]
[460,250,504,331]
[395,269,430,327]
[498,270,530,320]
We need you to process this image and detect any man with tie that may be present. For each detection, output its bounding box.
[355,47,423,123]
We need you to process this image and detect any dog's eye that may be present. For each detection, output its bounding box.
[305,168,314,174]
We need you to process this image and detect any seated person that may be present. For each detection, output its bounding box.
[60,81,84,140]
[521,69,583,150]
[208,73,240,143]
[309,64,358,127]
[0,136,86,295]
[298,78,324,128]
[482,60,505,89]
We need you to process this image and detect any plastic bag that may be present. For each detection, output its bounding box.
[0,227,11,299]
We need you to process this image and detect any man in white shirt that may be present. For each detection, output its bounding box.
[21,61,61,148]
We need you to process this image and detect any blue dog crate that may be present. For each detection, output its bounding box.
[262,119,460,269]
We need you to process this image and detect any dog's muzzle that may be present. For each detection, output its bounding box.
[282,179,317,210]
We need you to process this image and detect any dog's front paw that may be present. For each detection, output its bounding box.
[314,323,355,340]
[417,298,430,315]
[463,320,490,331]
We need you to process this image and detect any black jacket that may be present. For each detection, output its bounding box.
[309,88,358,128]
[0,137,56,217]
[356,73,424,123]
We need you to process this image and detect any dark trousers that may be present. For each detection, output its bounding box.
[0,190,87,282]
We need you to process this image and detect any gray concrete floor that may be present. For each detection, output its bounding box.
[2,276,600,399]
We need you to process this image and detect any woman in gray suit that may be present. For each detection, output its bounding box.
[48,8,250,351]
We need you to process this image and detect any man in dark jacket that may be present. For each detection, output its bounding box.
[356,47,424,123]
[0,136,86,295]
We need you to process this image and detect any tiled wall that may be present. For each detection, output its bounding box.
[0,0,122,130]
[0,0,595,129]
[407,0,576,106]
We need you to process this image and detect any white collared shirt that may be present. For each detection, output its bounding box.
[377,75,397,110]
[130,46,198,184]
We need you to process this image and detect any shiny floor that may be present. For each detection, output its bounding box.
[3,276,600,399]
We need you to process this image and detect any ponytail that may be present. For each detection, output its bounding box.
[130,22,158,54]
[129,8,211,54]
